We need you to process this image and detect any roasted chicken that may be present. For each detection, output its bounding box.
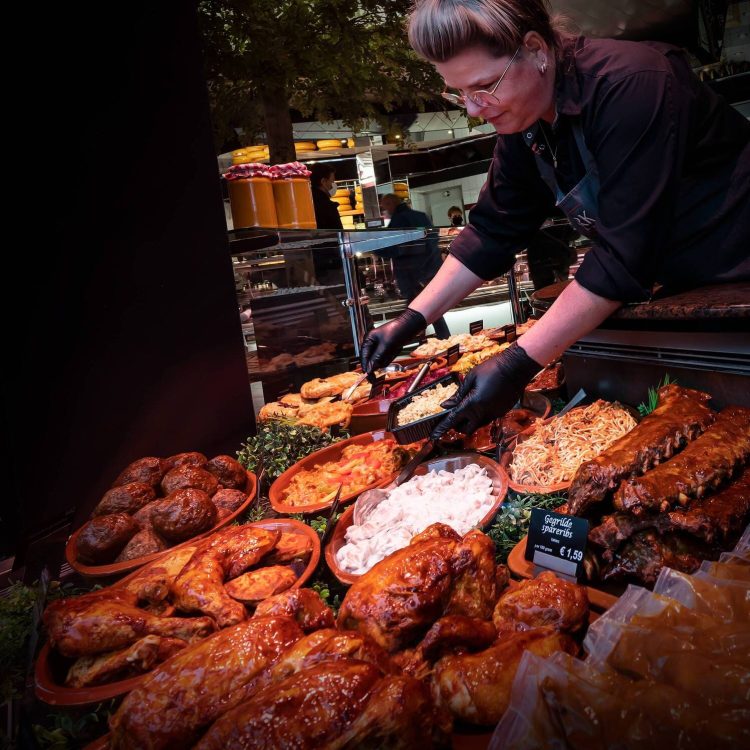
[431,628,578,725]
[43,588,214,658]
[492,571,589,635]
[193,661,447,750]
[338,523,500,653]
[65,635,186,687]
[109,615,304,750]
[171,525,279,627]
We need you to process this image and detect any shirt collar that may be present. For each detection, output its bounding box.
[522,35,584,150]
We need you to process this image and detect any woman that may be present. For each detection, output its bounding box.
[361,0,749,437]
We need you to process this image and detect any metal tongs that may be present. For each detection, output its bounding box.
[320,483,344,548]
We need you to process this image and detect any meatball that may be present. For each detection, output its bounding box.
[164,451,208,471]
[206,455,247,490]
[115,527,168,561]
[160,465,219,497]
[76,514,140,564]
[132,499,160,529]
[113,457,167,488]
[151,488,217,542]
[91,482,156,518]
[211,489,248,520]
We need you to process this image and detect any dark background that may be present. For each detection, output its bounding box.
[4,1,254,571]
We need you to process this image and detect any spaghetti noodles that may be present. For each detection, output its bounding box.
[509,400,637,486]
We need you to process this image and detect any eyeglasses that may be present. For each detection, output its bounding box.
[441,46,521,109]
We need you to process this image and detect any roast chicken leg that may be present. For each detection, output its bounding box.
[43,589,215,658]
[109,615,303,750]
[171,525,279,627]
[193,660,448,750]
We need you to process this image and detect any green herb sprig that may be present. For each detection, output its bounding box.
[637,374,675,417]
[237,420,348,480]
[485,492,566,563]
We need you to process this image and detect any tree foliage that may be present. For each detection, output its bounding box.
[198,0,443,158]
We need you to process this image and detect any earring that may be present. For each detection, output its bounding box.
[539,59,548,75]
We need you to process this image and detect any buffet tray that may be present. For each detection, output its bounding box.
[65,470,258,578]
[37,519,319,707]
[268,430,402,515]
[325,452,509,585]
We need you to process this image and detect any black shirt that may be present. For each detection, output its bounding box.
[450,36,750,302]
[312,185,344,230]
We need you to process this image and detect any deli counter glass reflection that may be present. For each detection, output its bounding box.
[229,228,538,411]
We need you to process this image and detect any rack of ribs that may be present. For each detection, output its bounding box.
[568,385,714,516]
[667,464,750,544]
[601,529,721,585]
[614,406,750,515]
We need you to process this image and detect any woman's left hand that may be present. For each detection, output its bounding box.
[430,342,542,439]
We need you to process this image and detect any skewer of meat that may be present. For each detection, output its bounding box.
[614,406,750,515]
[568,385,714,516]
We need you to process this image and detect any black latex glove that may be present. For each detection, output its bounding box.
[360,308,426,381]
[430,342,542,439]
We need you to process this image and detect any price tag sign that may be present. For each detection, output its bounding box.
[445,344,461,366]
[469,319,484,335]
[525,508,589,579]
[502,324,518,343]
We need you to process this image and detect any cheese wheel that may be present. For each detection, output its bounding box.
[338,208,360,216]
[245,145,269,154]
[333,196,352,206]
[294,141,317,151]
[393,181,409,190]
[317,139,345,149]
[354,204,364,212]
[334,188,351,198]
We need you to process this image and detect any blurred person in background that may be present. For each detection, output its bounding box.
[378,193,450,339]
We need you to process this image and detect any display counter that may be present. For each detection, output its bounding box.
[230,227,533,408]
[532,280,750,409]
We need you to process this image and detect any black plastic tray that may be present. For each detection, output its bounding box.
[386,372,461,444]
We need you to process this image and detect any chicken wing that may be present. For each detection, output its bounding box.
[252,588,335,632]
[432,628,577,725]
[122,545,199,604]
[264,532,313,564]
[171,525,279,627]
[224,566,297,604]
[65,635,186,687]
[109,615,303,750]
[44,589,214,658]
[492,571,589,635]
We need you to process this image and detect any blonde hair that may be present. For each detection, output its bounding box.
[408,0,559,62]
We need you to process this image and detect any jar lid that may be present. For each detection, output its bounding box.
[269,161,312,179]
[223,163,273,181]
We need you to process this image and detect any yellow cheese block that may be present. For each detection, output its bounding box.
[338,208,361,216]
[317,139,345,149]
[294,141,317,151]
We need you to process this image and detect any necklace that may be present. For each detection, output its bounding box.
[540,125,558,169]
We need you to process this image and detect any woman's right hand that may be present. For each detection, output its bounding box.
[360,308,426,379]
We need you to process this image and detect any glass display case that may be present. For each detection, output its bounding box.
[229,227,537,411]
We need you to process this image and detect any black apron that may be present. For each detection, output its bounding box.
[534,120,599,240]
